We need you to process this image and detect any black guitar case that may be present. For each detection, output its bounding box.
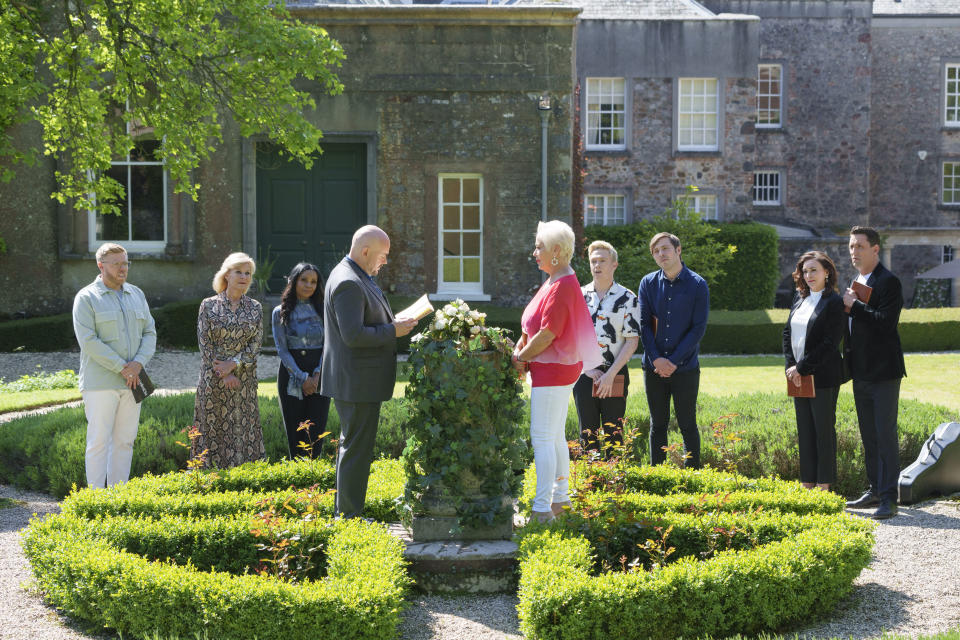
[898,422,960,505]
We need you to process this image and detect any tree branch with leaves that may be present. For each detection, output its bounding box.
[0,0,344,214]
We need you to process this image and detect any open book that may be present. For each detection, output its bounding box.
[397,294,435,321]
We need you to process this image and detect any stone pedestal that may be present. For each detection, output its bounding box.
[410,493,514,541]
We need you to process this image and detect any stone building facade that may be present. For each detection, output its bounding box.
[0,3,578,316]
[3,0,960,317]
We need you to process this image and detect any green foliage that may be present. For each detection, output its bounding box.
[574,190,737,294]
[0,391,410,499]
[403,300,526,531]
[0,367,76,392]
[515,464,874,639]
[1,0,344,211]
[151,298,203,349]
[22,458,409,640]
[546,390,956,499]
[0,312,76,351]
[711,222,780,310]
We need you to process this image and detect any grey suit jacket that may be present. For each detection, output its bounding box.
[320,257,397,403]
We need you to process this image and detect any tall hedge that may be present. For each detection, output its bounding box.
[577,218,779,311]
[711,222,780,310]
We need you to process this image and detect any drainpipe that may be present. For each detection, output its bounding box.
[538,94,552,223]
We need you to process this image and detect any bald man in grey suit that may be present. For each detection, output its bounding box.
[321,226,417,519]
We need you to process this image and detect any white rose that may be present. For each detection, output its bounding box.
[435,319,447,330]
[470,325,481,334]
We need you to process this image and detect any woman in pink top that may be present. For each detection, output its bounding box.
[513,220,603,523]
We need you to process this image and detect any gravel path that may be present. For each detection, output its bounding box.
[3,352,960,639]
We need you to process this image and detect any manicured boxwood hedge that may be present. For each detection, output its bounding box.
[516,464,874,640]
[22,458,409,640]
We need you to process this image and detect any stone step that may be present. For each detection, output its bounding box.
[388,523,520,594]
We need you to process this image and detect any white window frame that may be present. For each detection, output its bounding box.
[585,77,626,150]
[677,78,720,152]
[87,136,168,253]
[584,194,626,226]
[436,173,485,298]
[942,245,955,264]
[946,63,960,127]
[757,64,783,129]
[753,170,782,206]
[943,161,960,205]
[683,193,720,221]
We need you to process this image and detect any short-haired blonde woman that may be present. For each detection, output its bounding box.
[513,220,603,522]
[193,252,265,468]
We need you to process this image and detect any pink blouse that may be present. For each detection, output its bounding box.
[522,274,604,387]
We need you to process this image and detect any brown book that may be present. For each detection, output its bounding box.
[787,375,815,398]
[593,373,625,398]
[845,281,873,313]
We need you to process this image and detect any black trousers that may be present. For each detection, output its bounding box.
[645,368,701,469]
[852,378,901,502]
[277,349,331,460]
[333,399,381,519]
[573,366,630,454]
[794,386,839,484]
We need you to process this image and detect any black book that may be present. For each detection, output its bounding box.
[132,368,155,403]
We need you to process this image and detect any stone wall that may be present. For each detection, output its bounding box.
[870,18,960,229]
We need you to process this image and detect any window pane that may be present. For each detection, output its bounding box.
[462,206,480,230]
[130,165,164,241]
[462,178,480,203]
[130,139,161,162]
[443,258,461,283]
[442,178,460,203]
[443,232,460,256]
[443,205,460,230]
[98,165,130,241]
[462,232,480,256]
[462,258,480,283]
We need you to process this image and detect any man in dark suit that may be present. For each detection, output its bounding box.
[843,226,907,520]
[321,225,417,518]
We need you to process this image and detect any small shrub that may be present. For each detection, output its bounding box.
[0,368,77,392]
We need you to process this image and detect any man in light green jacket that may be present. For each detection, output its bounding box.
[72,243,156,488]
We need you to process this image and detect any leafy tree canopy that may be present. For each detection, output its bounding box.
[0,0,344,214]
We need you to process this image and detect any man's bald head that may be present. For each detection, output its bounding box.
[349,225,391,276]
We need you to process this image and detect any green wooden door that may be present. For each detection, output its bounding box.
[256,142,367,292]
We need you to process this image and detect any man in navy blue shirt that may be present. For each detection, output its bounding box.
[637,232,710,468]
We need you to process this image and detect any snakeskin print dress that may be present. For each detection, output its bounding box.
[192,293,265,468]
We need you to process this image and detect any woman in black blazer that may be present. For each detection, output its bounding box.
[782,250,845,491]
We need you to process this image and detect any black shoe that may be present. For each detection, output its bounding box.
[871,500,898,520]
[846,491,881,509]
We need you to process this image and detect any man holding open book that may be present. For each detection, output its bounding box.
[321,225,418,519]
[843,225,907,520]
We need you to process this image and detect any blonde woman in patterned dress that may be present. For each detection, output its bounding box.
[192,252,265,468]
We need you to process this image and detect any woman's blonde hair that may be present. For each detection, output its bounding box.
[536,220,575,265]
[213,252,256,293]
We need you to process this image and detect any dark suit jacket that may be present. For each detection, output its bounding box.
[783,290,846,389]
[320,257,397,403]
[844,262,907,383]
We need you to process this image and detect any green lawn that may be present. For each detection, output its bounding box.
[0,388,82,413]
[4,353,958,415]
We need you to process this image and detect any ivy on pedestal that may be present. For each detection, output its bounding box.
[402,300,526,540]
